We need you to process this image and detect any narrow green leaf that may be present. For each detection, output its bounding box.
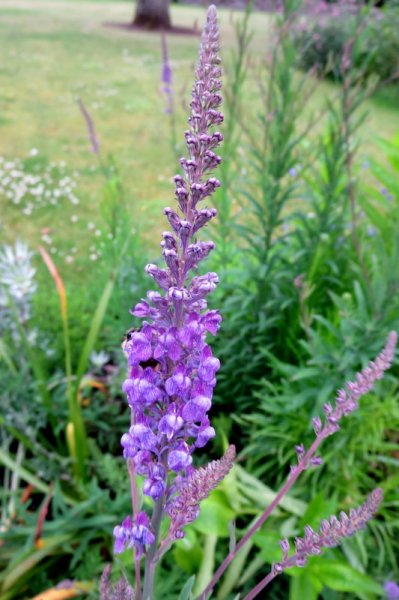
[0,449,76,505]
[75,275,116,386]
[1,535,71,591]
[193,491,236,537]
[289,570,322,600]
[0,449,50,495]
[193,535,217,598]
[178,575,196,600]
[0,338,17,374]
[313,559,383,596]
[236,466,306,516]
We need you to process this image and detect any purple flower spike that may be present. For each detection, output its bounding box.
[161,33,173,115]
[115,4,224,558]
[168,446,235,538]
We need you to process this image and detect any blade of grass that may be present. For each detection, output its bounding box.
[75,274,115,388]
[0,338,17,374]
[1,534,72,591]
[39,246,87,483]
[0,448,50,496]
[193,534,218,598]
[0,449,76,506]
[75,234,130,389]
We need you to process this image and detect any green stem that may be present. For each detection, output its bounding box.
[194,534,217,598]
[142,498,164,600]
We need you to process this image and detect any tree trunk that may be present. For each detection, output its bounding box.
[133,0,171,29]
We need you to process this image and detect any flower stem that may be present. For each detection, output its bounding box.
[129,458,142,600]
[196,433,327,599]
[128,410,143,600]
[142,498,164,600]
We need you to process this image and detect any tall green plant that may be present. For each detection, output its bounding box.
[213,0,320,411]
[211,1,254,269]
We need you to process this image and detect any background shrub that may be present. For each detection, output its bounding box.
[293,5,399,83]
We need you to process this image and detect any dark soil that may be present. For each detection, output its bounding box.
[103,21,201,35]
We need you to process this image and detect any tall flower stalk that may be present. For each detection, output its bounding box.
[112,5,397,599]
[113,7,232,599]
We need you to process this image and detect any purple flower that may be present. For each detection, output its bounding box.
[160,33,173,114]
[312,332,397,440]
[154,327,182,361]
[122,367,163,406]
[143,464,167,499]
[165,365,191,398]
[168,441,192,472]
[113,512,155,556]
[158,411,184,439]
[380,187,393,202]
[196,423,216,448]
[385,582,399,600]
[182,395,211,422]
[125,330,152,364]
[113,515,133,554]
[198,345,220,383]
[115,5,224,558]
[129,422,158,451]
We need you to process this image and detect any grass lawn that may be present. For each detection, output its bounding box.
[0,0,398,273]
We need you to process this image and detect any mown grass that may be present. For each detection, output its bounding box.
[0,0,398,274]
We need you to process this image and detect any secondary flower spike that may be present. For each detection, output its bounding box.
[115,5,227,554]
[243,489,384,600]
[168,445,236,539]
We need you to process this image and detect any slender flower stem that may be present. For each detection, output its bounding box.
[242,568,282,600]
[129,459,142,600]
[196,434,326,599]
[142,498,164,600]
[128,411,142,600]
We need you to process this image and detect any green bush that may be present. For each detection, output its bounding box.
[293,6,399,83]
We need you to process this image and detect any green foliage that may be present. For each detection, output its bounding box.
[293,5,399,83]
[0,475,128,598]
[1,1,399,598]
[212,2,319,413]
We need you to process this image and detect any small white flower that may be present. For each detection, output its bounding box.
[41,234,52,244]
[90,350,110,370]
